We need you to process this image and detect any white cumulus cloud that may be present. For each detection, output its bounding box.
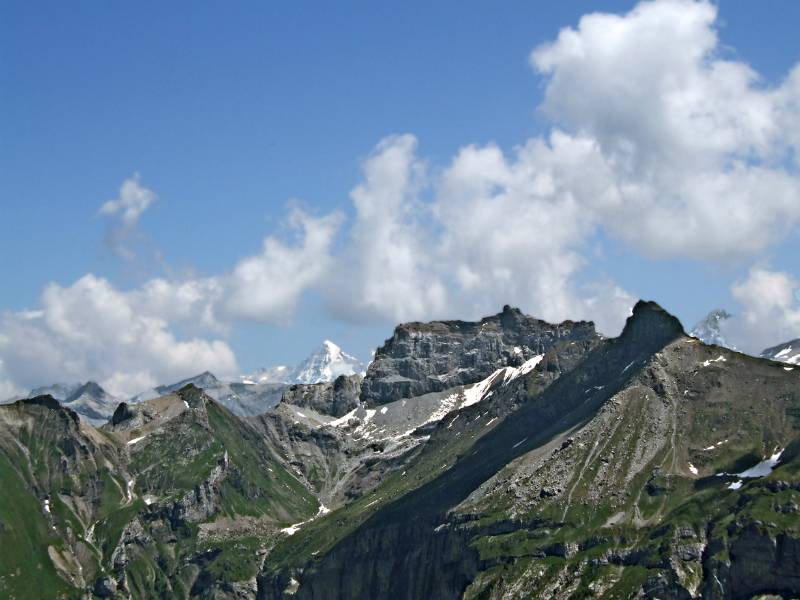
[223,208,343,322]
[0,275,237,397]
[327,135,448,323]
[323,131,634,334]
[530,0,800,260]
[723,268,800,353]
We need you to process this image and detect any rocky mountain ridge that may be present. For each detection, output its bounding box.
[0,302,798,600]
[2,341,365,425]
[6,379,121,426]
[761,337,800,366]
[361,304,598,406]
[129,371,287,417]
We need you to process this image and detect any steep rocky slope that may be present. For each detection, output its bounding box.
[255,314,597,511]
[0,396,131,598]
[261,302,800,600]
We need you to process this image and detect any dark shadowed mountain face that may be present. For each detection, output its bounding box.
[2,302,799,600]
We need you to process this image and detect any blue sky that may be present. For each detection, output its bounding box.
[2,1,800,396]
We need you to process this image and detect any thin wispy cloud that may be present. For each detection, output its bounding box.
[98,173,157,261]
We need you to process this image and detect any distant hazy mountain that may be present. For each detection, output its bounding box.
[761,338,800,365]
[242,340,365,385]
[689,308,733,348]
[241,364,292,385]
[29,382,83,400]
[129,370,286,417]
[7,380,120,425]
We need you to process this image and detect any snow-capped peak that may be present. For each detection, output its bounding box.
[690,309,734,349]
[323,339,341,355]
[289,340,364,384]
[241,341,365,385]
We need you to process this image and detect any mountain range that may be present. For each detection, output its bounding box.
[19,380,121,427]
[0,302,798,599]
[3,340,366,424]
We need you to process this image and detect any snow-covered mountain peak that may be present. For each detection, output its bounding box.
[290,340,364,384]
[690,308,734,349]
[242,341,365,385]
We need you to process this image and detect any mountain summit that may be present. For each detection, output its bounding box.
[243,340,364,385]
[689,308,733,348]
[291,340,364,384]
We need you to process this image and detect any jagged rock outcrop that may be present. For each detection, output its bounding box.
[15,394,81,424]
[279,374,361,417]
[170,452,230,523]
[361,305,598,406]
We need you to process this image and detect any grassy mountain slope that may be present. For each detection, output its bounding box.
[0,387,318,600]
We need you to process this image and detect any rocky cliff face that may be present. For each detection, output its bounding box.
[278,374,361,417]
[361,305,598,406]
[701,516,800,599]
